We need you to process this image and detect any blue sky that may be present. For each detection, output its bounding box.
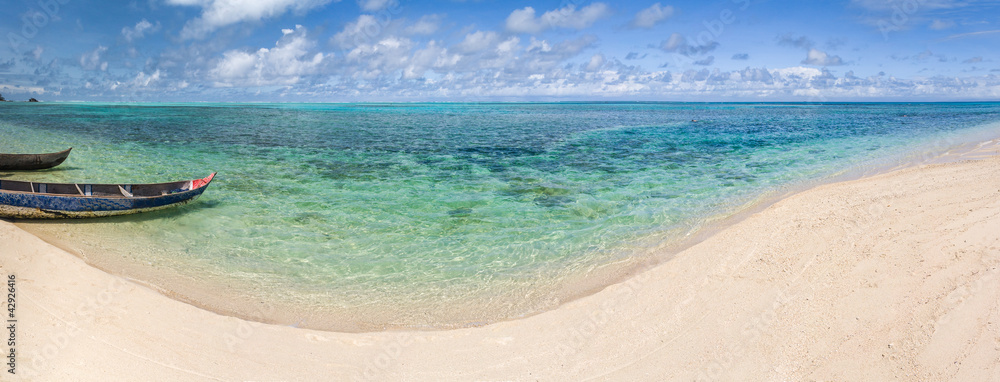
[1,0,999,101]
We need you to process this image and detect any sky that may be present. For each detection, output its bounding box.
[1,0,999,102]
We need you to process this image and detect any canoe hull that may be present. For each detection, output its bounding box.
[0,188,207,219]
[0,173,215,219]
[0,148,72,171]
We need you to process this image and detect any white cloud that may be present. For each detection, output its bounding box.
[0,83,46,95]
[210,25,325,87]
[771,66,824,80]
[475,36,521,69]
[358,0,396,12]
[344,36,415,79]
[322,32,600,97]
[455,31,500,54]
[505,8,541,33]
[80,45,108,71]
[801,49,844,66]
[30,46,44,61]
[36,0,1000,102]
[402,41,459,79]
[253,48,1000,100]
[630,3,674,29]
[659,33,718,56]
[584,53,606,72]
[329,18,593,84]
[132,70,162,87]
[661,33,685,51]
[332,14,404,49]
[333,15,378,48]
[166,0,332,39]
[505,3,611,34]
[122,19,160,42]
[405,14,441,35]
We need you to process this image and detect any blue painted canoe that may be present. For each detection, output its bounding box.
[0,173,216,218]
[0,148,72,170]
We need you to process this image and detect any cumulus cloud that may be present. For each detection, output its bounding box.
[27,46,44,61]
[455,31,501,54]
[167,0,332,39]
[33,0,1000,102]
[326,30,603,92]
[131,70,163,87]
[658,33,718,56]
[801,49,844,66]
[776,34,843,66]
[216,37,1000,100]
[333,15,380,48]
[505,3,611,34]
[584,53,606,71]
[405,14,441,35]
[210,25,325,87]
[963,56,983,63]
[80,45,108,71]
[402,41,459,79]
[344,36,417,79]
[526,35,598,59]
[122,19,160,42]
[31,59,61,85]
[629,3,674,29]
[332,14,409,49]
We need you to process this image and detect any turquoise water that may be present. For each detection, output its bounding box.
[2,102,1000,330]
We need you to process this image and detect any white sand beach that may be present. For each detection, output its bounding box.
[2,155,999,381]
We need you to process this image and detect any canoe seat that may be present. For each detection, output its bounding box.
[73,184,93,196]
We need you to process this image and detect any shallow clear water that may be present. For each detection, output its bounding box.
[2,102,999,330]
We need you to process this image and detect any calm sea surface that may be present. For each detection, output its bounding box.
[2,102,999,330]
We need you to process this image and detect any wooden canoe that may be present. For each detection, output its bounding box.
[0,148,72,170]
[0,173,216,218]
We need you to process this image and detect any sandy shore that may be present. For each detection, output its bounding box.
[2,154,999,381]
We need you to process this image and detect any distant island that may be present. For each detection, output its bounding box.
[0,93,40,102]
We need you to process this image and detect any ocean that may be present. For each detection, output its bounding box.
[2,102,999,331]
